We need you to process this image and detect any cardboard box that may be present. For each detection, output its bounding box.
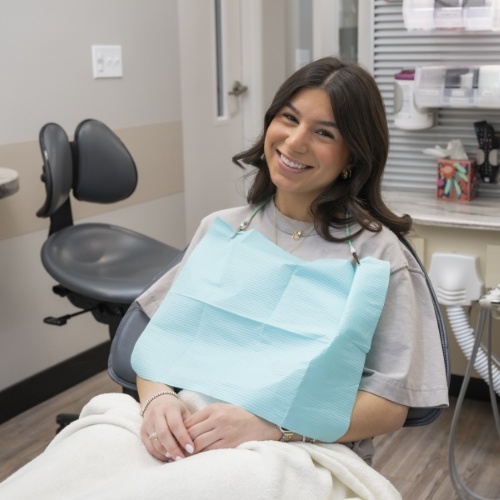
[436,159,478,202]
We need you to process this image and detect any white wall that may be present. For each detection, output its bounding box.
[0,0,181,143]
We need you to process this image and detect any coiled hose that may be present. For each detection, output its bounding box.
[446,305,500,396]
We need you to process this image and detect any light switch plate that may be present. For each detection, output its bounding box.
[92,45,123,79]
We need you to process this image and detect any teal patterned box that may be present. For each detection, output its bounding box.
[437,159,478,202]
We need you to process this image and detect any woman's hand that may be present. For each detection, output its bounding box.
[140,393,195,463]
[184,403,280,453]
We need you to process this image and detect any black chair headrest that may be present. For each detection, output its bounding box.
[73,119,138,203]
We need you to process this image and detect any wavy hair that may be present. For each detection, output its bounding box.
[232,57,411,241]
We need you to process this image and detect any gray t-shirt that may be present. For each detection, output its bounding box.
[137,203,449,460]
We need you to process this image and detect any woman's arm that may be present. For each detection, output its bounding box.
[260,390,408,444]
[182,390,407,449]
[337,390,408,443]
[136,376,195,462]
[138,380,406,455]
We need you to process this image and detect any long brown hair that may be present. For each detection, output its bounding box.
[232,57,411,241]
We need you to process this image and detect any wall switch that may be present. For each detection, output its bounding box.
[92,45,123,79]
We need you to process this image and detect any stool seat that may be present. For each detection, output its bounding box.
[41,223,180,304]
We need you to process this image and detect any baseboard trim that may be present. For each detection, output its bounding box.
[449,374,498,401]
[0,341,111,424]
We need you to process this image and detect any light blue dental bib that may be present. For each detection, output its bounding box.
[131,216,390,441]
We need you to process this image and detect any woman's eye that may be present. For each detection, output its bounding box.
[283,113,298,123]
[318,129,334,139]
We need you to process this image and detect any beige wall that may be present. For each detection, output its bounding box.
[0,0,186,390]
[0,123,184,240]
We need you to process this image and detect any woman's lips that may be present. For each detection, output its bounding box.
[277,151,312,172]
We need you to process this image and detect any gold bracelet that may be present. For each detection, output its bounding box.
[140,391,178,417]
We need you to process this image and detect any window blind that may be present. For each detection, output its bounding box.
[373,0,500,197]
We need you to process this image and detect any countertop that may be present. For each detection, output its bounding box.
[0,168,19,199]
[383,191,500,231]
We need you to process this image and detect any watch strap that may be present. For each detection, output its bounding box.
[277,425,294,442]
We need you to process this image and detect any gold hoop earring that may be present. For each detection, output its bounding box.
[341,169,351,180]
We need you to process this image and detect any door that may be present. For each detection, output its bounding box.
[178,0,286,238]
[178,1,355,239]
[178,0,244,239]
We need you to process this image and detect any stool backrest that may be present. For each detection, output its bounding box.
[37,119,138,235]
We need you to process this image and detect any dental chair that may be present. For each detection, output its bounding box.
[108,235,451,428]
[36,118,180,429]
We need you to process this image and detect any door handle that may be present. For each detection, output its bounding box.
[228,80,248,97]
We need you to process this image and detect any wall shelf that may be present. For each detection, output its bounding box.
[383,190,500,231]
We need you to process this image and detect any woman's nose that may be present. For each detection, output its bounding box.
[286,126,308,154]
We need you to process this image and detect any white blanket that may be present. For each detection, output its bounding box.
[0,393,401,500]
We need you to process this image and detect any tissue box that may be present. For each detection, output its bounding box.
[436,159,478,202]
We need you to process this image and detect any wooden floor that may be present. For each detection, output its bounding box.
[0,371,498,499]
[373,397,500,500]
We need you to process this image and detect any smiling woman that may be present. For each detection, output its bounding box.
[0,57,448,500]
[235,57,409,244]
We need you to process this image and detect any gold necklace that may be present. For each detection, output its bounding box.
[281,214,306,240]
[274,203,315,253]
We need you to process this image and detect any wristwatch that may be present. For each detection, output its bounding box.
[277,425,294,442]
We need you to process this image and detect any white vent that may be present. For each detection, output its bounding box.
[373,0,500,197]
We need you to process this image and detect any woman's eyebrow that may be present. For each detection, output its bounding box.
[285,101,338,129]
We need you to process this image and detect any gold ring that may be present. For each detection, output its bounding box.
[149,432,159,444]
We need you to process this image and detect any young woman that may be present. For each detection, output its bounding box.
[0,57,448,500]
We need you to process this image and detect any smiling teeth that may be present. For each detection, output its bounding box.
[281,154,307,169]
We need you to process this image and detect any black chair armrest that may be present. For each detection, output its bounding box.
[108,302,149,391]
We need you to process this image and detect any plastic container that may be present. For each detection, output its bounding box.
[394,69,434,130]
[403,0,500,31]
[414,65,500,109]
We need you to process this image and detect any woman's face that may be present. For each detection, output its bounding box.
[264,87,351,211]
